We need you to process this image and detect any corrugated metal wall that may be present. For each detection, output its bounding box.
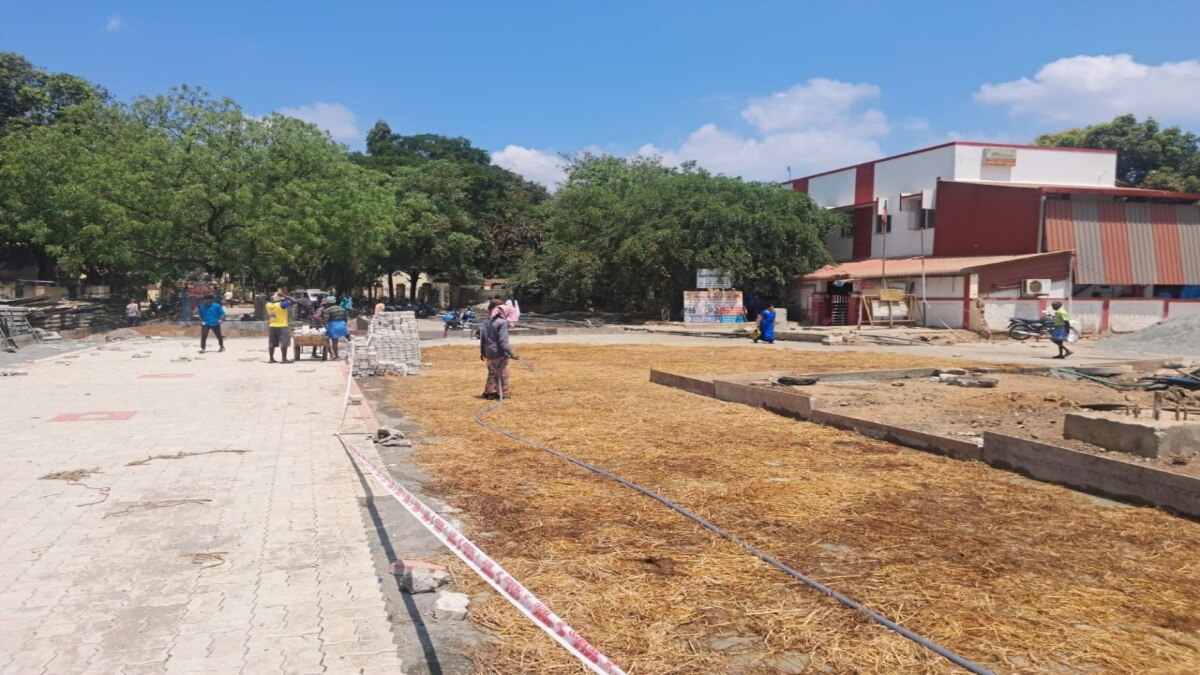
[1044,201,1200,284]
[932,181,1042,256]
[975,252,1071,293]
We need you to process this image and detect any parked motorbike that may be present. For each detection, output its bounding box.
[441,309,479,337]
[1007,316,1079,342]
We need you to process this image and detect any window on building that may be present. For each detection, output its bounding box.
[921,208,935,230]
[839,224,853,239]
[874,213,891,234]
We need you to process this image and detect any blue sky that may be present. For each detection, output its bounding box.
[3,1,1198,187]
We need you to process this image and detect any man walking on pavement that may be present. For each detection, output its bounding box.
[198,293,226,353]
[266,291,295,364]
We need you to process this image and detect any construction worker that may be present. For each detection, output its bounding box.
[1050,301,1073,359]
[266,291,295,364]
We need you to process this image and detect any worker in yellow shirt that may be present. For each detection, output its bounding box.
[1050,301,1073,359]
[266,291,296,364]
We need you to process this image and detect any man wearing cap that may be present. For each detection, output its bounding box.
[266,291,295,364]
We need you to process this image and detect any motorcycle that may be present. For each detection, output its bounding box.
[441,309,477,337]
[1007,316,1079,342]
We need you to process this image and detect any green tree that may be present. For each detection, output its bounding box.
[0,54,109,279]
[354,125,548,300]
[515,154,840,314]
[1035,114,1200,191]
[0,52,107,135]
[0,86,395,290]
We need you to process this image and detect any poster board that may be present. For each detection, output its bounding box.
[696,269,732,289]
[683,290,745,324]
[983,147,1017,167]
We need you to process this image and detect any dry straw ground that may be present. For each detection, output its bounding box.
[386,345,1200,674]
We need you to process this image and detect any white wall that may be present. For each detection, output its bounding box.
[952,145,1116,186]
[1108,300,1163,333]
[923,300,964,329]
[981,299,1043,334]
[915,275,964,298]
[1168,301,1200,319]
[824,229,854,261]
[1068,300,1104,334]
[806,168,856,208]
[869,146,953,258]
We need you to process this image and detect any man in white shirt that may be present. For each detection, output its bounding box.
[125,299,140,327]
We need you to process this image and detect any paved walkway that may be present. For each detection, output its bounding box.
[0,337,404,674]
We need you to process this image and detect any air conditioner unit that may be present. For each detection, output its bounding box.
[1022,279,1051,296]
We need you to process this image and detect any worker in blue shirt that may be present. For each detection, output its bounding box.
[198,293,226,353]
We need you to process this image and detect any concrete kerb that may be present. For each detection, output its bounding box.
[982,432,1200,519]
[651,368,1200,518]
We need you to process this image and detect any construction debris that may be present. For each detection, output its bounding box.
[432,591,470,620]
[945,376,998,388]
[403,567,452,594]
[376,427,413,448]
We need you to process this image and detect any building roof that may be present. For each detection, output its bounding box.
[796,252,1069,281]
[947,180,1200,202]
[784,141,1117,185]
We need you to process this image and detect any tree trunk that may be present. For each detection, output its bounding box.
[409,270,420,302]
[387,272,395,302]
[34,246,57,281]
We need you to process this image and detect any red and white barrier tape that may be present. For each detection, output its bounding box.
[333,432,626,675]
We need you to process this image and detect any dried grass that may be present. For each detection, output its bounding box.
[386,345,1200,674]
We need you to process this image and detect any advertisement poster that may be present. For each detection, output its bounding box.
[683,290,745,324]
[696,269,733,289]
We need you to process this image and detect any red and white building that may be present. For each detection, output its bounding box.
[785,141,1200,332]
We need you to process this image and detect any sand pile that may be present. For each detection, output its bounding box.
[1099,315,1200,356]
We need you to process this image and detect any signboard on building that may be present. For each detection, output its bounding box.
[683,290,745,324]
[696,269,732,289]
[879,288,905,302]
[982,147,1017,167]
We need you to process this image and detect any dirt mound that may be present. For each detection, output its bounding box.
[1098,315,1200,356]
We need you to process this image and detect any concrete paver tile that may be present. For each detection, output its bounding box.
[167,632,213,660]
[2,338,404,675]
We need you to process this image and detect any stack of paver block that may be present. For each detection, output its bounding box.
[353,311,422,376]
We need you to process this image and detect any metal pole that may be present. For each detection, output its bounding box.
[920,214,928,327]
[1067,251,1074,318]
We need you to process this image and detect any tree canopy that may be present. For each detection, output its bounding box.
[0,52,841,311]
[0,52,107,135]
[514,155,841,314]
[0,86,394,290]
[352,121,549,299]
[1035,114,1200,192]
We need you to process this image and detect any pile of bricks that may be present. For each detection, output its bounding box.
[353,311,422,376]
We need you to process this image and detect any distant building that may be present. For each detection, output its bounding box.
[784,142,1200,332]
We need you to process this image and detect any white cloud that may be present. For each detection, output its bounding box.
[496,78,893,186]
[276,102,360,143]
[641,78,891,181]
[491,145,567,191]
[104,14,125,33]
[741,79,882,133]
[975,54,1200,124]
